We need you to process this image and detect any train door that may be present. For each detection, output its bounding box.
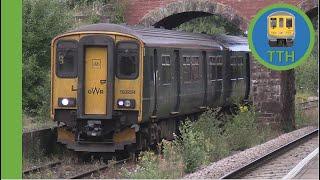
[202,51,207,107]
[174,50,180,112]
[244,53,250,101]
[207,51,223,107]
[156,49,178,117]
[78,35,114,119]
[84,47,107,114]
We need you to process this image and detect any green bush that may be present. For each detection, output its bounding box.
[110,0,126,24]
[23,0,127,119]
[224,109,260,150]
[124,141,184,179]
[193,108,230,161]
[126,151,160,178]
[23,0,73,117]
[295,16,318,95]
[177,15,243,35]
[176,120,208,173]
[295,53,318,95]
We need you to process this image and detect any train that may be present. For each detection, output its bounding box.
[267,11,295,47]
[50,23,250,152]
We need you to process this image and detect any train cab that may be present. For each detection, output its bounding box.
[267,11,295,47]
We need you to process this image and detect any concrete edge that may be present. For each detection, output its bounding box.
[282,147,319,179]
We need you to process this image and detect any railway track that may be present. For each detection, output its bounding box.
[221,129,319,179]
[23,161,62,175]
[67,158,130,179]
[23,157,130,179]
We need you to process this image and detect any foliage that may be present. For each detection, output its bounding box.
[124,141,184,179]
[177,15,243,35]
[23,0,73,117]
[176,119,208,173]
[65,0,111,7]
[126,107,270,178]
[224,108,260,150]
[295,105,318,128]
[109,0,126,24]
[72,0,126,27]
[192,108,230,161]
[295,53,318,95]
[295,16,318,95]
[23,0,127,119]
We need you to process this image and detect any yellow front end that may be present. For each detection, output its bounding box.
[50,32,144,152]
[268,15,295,39]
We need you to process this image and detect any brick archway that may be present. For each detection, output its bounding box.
[123,0,318,129]
[137,0,248,31]
[298,0,318,18]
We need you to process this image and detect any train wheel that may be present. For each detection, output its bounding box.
[287,39,294,47]
[277,39,285,47]
[268,40,277,47]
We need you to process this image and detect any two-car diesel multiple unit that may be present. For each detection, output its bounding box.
[51,23,250,152]
[267,11,295,47]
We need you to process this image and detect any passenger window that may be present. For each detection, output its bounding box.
[191,56,200,80]
[237,56,243,78]
[116,42,139,79]
[182,56,191,82]
[216,56,223,80]
[286,18,292,28]
[279,18,284,27]
[56,40,77,78]
[209,56,216,80]
[230,56,237,79]
[161,55,171,84]
[270,18,277,28]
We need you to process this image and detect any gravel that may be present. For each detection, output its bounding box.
[184,126,318,179]
[242,136,318,179]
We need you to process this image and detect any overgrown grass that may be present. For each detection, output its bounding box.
[123,141,184,179]
[123,106,273,178]
[295,106,319,128]
[224,109,260,151]
[23,113,56,132]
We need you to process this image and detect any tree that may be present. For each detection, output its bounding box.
[177,15,243,35]
[23,0,72,116]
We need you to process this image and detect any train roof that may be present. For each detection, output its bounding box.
[213,34,250,52]
[68,23,249,51]
[268,11,294,17]
[69,23,224,50]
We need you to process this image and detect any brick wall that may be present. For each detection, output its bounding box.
[125,0,307,26]
[250,56,282,124]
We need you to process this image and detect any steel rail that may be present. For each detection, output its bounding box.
[220,128,319,179]
[23,161,62,175]
[68,158,130,179]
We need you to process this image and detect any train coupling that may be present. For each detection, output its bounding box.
[85,120,102,137]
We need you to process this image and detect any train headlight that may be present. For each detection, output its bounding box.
[124,100,131,107]
[58,97,76,107]
[118,100,124,106]
[117,99,135,109]
[62,98,69,106]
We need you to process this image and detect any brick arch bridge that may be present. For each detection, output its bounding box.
[125,0,318,31]
[124,0,318,129]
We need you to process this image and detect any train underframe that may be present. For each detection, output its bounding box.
[56,111,179,153]
[268,38,294,47]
